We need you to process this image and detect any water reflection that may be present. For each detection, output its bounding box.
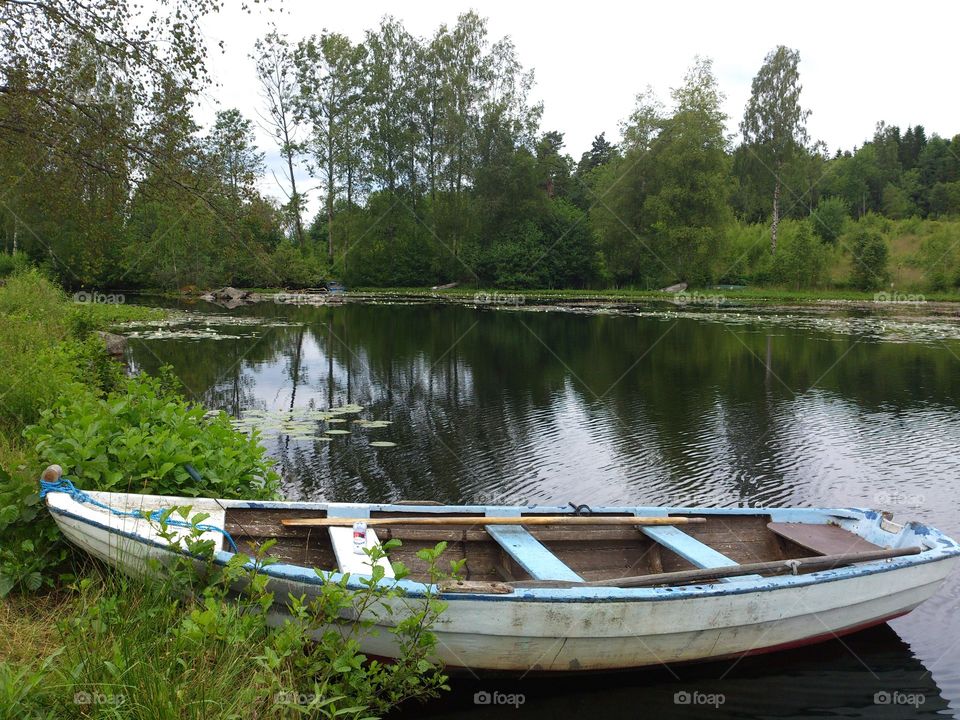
[394,626,951,719]
[125,299,960,716]
[126,301,960,510]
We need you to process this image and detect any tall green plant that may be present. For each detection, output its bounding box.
[6,515,452,719]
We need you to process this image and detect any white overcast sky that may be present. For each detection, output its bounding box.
[194,0,959,215]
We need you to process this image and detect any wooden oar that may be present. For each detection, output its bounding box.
[510,545,924,589]
[280,515,707,527]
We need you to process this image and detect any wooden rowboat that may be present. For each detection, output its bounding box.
[41,466,960,672]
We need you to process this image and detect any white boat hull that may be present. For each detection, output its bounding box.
[262,558,949,671]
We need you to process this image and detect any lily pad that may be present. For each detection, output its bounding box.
[355,420,392,429]
[369,441,397,448]
[330,403,364,414]
[326,418,348,424]
[325,429,351,435]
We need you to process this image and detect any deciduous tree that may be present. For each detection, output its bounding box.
[740,46,810,254]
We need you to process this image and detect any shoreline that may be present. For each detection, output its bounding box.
[132,286,960,320]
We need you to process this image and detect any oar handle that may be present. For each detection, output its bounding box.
[280,515,706,527]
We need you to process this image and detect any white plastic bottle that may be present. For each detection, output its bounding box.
[352,521,367,554]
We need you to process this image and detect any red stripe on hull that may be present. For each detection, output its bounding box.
[734,609,911,658]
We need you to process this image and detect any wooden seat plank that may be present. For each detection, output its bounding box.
[640,524,763,583]
[640,526,740,568]
[768,522,884,556]
[485,525,584,582]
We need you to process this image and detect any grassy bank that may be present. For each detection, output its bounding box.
[0,269,449,719]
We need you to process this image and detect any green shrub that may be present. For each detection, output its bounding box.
[6,525,451,718]
[0,252,32,279]
[774,222,828,289]
[810,197,849,244]
[1,374,279,595]
[914,223,959,290]
[270,240,325,288]
[25,373,280,498]
[0,317,81,429]
[0,464,67,596]
[849,226,890,290]
[0,269,68,327]
[718,222,771,284]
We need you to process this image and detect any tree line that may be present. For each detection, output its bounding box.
[1,2,958,291]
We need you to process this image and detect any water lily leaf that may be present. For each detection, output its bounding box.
[330,404,364,414]
[369,441,397,448]
[325,429,351,435]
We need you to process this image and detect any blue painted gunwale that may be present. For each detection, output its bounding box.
[49,497,960,605]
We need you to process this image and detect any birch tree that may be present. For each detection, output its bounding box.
[254,31,305,245]
[740,46,810,255]
[296,32,365,261]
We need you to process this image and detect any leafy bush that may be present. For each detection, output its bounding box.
[0,464,67,596]
[773,222,828,289]
[849,226,890,290]
[0,252,32,279]
[0,323,75,430]
[917,224,960,291]
[928,180,960,217]
[0,268,68,326]
[0,267,282,595]
[0,270,161,430]
[480,222,552,288]
[3,374,278,595]
[270,240,326,288]
[810,197,849,244]
[3,521,452,718]
[718,222,771,285]
[26,373,280,498]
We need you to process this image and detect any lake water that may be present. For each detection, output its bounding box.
[125,297,960,718]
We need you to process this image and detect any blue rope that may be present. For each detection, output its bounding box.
[40,476,239,553]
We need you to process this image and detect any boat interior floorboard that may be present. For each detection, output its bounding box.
[223,509,840,586]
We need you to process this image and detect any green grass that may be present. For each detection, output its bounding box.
[0,539,450,719]
[0,271,164,433]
